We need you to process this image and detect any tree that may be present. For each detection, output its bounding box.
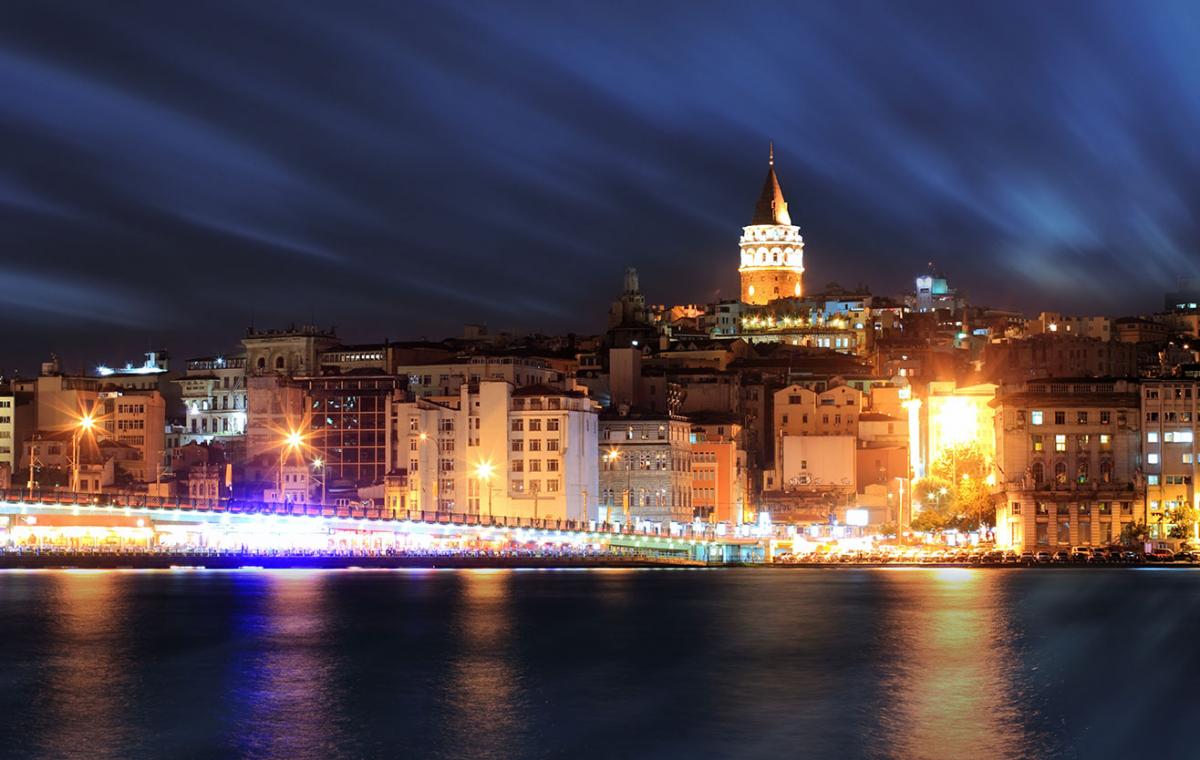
[1166,504,1198,540]
[909,509,945,534]
[911,443,996,533]
[1119,520,1149,546]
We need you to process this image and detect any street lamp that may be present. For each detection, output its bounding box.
[278,428,305,504]
[475,461,495,517]
[312,456,326,505]
[606,448,632,526]
[71,413,96,493]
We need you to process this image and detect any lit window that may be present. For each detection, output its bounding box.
[1147,453,1160,465]
[1054,434,1067,452]
[1031,411,1044,425]
[1148,432,1159,443]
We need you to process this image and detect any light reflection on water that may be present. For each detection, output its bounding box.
[1,567,1199,759]
[870,569,1035,759]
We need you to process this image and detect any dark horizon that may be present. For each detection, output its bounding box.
[4,1,1200,373]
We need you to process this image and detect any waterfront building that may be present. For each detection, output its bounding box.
[395,381,599,521]
[175,355,247,443]
[992,379,1143,549]
[599,410,692,524]
[0,387,32,477]
[301,374,407,488]
[1140,379,1200,537]
[100,390,166,484]
[688,417,746,524]
[738,145,804,305]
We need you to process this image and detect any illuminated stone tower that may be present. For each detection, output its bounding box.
[738,144,804,305]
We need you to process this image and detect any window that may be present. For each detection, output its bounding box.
[1185,453,1194,464]
[512,460,524,472]
[529,419,542,432]
[1031,410,1044,425]
[1167,431,1194,443]
[1054,411,1066,425]
[1147,453,1159,465]
[1100,411,1111,425]
[547,419,559,432]
[1055,461,1068,485]
[1011,502,1022,515]
[1148,432,1159,443]
[511,479,524,492]
[529,439,541,452]
[1077,411,1088,424]
[529,459,541,472]
[547,479,560,493]
[547,459,559,472]
[1032,462,1045,485]
[1121,502,1132,515]
[1147,412,1159,422]
[547,439,559,452]
[1058,521,1070,544]
[1148,474,1160,485]
[511,440,524,452]
[1099,434,1111,450]
[511,420,524,432]
[1055,434,1067,452]
[1098,502,1111,514]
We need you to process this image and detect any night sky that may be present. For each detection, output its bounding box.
[4,1,1200,373]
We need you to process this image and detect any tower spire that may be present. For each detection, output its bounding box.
[751,146,790,226]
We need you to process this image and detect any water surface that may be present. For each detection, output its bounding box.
[1,567,1196,759]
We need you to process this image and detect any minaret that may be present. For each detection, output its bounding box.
[738,144,805,305]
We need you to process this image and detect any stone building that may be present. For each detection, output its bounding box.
[599,410,693,524]
[992,379,1144,549]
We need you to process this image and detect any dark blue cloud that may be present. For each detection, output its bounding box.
[2,0,1200,370]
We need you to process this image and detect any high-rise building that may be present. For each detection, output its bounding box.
[739,144,805,305]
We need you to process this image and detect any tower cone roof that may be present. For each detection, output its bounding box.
[751,142,791,226]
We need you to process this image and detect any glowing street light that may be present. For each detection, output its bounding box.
[475,461,496,517]
[278,428,308,504]
[71,412,97,493]
[605,448,632,524]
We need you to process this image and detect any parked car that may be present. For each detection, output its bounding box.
[1149,548,1175,562]
[1035,551,1052,563]
[1019,551,1036,565]
[1070,546,1092,562]
[1052,550,1071,563]
[1089,547,1109,563]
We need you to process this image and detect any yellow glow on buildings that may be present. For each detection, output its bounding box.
[926,382,997,465]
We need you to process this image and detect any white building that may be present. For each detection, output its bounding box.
[175,356,248,443]
[394,381,599,522]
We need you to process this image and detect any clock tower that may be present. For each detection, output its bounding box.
[738,145,804,305]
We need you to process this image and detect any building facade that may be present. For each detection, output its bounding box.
[993,379,1143,549]
[394,381,598,521]
[176,356,247,444]
[1141,380,1199,537]
[599,412,693,524]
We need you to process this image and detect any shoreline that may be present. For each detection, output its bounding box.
[0,554,709,570]
[0,554,1196,570]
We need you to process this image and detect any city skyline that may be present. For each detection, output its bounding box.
[5,1,1200,371]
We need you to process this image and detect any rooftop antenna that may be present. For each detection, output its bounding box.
[769,140,774,166]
